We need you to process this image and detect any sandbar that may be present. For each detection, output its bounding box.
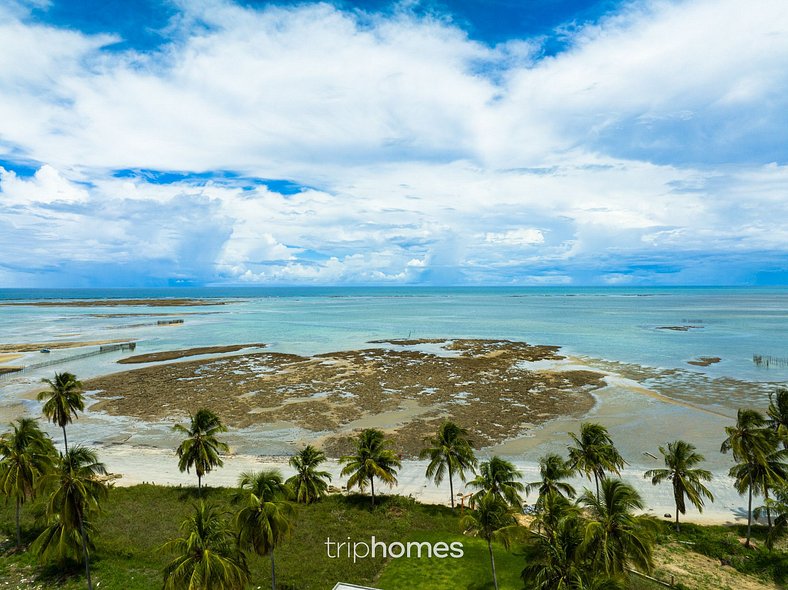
[118,344,267,364]
[0,339,134,353]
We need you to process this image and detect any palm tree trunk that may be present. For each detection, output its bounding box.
[594,471,600,500]
[765,486,772,529]
[746,482,753,548]
[198,474,202,496]
[270,548,276,590]
[78,512,93,590]
[674,485,681,533]
[62,425,69,454]
[15,496,21,549]
[371,477,375,507]
[449,465,455,509]
[487,539,499,590]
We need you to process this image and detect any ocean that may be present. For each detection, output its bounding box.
[1,286,786,471]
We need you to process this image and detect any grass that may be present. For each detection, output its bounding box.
[655,522,788,586]
[1,484,787,589]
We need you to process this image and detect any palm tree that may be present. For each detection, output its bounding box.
[38,372,84,453]
[468,456,525,509]
[460,491,518,590]
[579,478,655,576]
[163,502,249,590]
[340,429,401,506]
[721,408,775,547]
[568,423,625,500]
[0,418,56,549]
[745,444,788,530]
[767,386,788,448]
[174,409,229,493]
[286,445,332,504]
[526,453,576,509]
[235,470,294,590]
[35,446,109,590]
[754,483,788,549]
[522,507,625,590]
[644,440,714,532]
[420,421,477,508]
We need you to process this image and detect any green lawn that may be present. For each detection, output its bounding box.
[376,531,524,590]
[1,484,786,590]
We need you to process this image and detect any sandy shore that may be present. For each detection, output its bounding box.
[98,445,748,526]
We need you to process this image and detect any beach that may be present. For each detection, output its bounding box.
[1,287,786,528]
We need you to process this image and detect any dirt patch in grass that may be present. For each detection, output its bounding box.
[653,543,780,590]
[117,344,267,364]
[86,339,603,457]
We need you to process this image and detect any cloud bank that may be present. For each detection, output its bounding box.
[0,0,786,286]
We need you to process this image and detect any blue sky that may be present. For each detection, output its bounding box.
[0,0,786,287]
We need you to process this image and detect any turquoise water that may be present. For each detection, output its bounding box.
[1,287,786,409]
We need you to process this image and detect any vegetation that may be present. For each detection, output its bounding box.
[37,372,85,454]
[767,386,788,447]
[460,491,518,590]
[173,408,229,493]
[339,428,401,506]
[420,421,478,509]
[234,470,294,589]
[0,418,56,548]
[34,446,109,590]
[162,501,249,590]
[0,367,785,589]
[526,453,577,508]
[286,445,332,504]
[644,440,714,532]
[721,409,784,546]
[468,456,525,509]
[568,422,626,500]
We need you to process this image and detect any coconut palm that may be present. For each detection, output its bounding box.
[568,423,625,500]
[522,506,626,590]
[755,483,788,549]
[767,386,788,448]
[526,453,577,509]
[286,445,331,504]
[38,372,84,454]
[468,456,525,509]
[644,440,714,532]
[340,428,401,506]
[579,478,655,576]
[721,408,775,547]
[35,446,109,590]
[235,470,294,590]
[174,409,229,493]
[163,502,249,590]
[460,492,518,590]
[419,421,477,508]
[744,444,788,530]
[0,418,56,548]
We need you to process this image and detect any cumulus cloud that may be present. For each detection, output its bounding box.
[0,0,786,286]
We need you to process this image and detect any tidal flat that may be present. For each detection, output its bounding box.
[85,339,604,456]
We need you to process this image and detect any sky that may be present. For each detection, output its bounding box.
[0,0,786,287]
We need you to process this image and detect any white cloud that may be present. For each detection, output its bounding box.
[0,0,787,285]
[485,228,544,246]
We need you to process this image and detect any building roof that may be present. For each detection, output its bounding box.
[331,584,381,590]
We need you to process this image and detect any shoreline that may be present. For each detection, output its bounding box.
[98,445,748,527]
